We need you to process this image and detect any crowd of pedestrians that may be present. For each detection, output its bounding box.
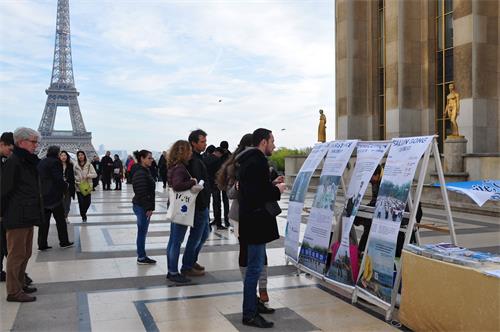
[0,126,286,329]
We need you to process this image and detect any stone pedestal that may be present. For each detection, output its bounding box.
[444,137,468,173]
[431,137,469,183]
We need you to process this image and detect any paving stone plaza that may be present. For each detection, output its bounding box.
[1,183,498,331]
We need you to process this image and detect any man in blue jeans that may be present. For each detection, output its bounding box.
[238,128,286,328]
[180,129,211,277]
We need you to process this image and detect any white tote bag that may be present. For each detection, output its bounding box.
[166,183,203,227]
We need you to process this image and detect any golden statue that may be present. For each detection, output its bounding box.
[318,109,326,142]
[445,83,462,137]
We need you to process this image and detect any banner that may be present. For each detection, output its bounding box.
[356,136,433,304]
[298,140,357,273]
[326,141,390,286]
[434,180,500,206]
[285,143,329,261]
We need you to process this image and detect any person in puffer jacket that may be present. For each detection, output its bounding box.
[131,150,156,265]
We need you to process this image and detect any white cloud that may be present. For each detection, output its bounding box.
[0,0,335,151]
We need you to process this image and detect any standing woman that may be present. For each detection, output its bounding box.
[113,154,123,190]
[166,140,197,283]
[60,151,75,223]
[74,150,97,222]
[131,150,156,265]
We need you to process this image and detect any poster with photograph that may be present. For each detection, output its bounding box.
[285,143,329,261]
[298,140,357,273]
[356,136,433,304]
[326,142,390,286]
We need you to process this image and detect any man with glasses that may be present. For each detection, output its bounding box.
[1,127,43,302]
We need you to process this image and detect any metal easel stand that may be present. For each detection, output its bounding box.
[385,137,457,321]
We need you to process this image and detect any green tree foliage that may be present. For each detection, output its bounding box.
[269,147,311,172]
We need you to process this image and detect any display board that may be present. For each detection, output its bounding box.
[298,140,357,273]
[326,141,390,286]
[284,143,329,261]
[355,136,433,304]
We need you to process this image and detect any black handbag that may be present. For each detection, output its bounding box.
[265,201,282,217]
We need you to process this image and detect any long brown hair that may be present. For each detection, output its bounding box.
[216,133,253,190]
[167,140,191,167]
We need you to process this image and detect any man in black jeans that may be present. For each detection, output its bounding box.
[37,146,74,250]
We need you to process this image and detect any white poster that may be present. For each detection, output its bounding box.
[285,143,329,261]
[326,142,390,286]
[298,140,357,273]
[356,136,433,304]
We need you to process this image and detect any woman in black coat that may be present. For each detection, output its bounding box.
[131,150,156,265]
[113,154,123,190]
[60,151,75,222]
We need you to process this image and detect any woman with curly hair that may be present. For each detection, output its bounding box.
[166,140,198,284]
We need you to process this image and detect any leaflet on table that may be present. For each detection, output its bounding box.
[298,140,357,273]
[285,143,329,261]
[327,141,390,286]
[356,136,433,304]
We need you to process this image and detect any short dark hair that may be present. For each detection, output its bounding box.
[205,145,216,154]
[133,150,151,163]
[220,141,229,149]
[188,129,207,144]
[0,132,14,146]
[47,145,60,158]
[252,128,272,147]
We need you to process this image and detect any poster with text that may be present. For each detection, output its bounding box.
[285,143,329,261]
[326,142,390,286]
[356,136,433,304]
[298,140,357,273]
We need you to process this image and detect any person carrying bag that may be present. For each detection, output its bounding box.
[165,140,201,284]
[166,180,203,227]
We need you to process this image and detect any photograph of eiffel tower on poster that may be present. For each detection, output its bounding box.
[37,0,96,157]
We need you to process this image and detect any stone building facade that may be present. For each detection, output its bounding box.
[335,0,499,154]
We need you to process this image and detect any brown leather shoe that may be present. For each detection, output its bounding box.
[7,292,36,302]
[181,268,205,277]
[193,262,205,271]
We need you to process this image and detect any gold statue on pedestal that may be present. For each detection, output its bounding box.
[445,83,462,138]
[318,109,326,142]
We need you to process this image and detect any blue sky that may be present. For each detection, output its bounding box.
[0,0,334,152]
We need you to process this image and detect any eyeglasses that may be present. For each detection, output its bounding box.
[28,140,39,145]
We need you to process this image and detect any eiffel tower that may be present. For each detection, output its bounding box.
[38,0,96,157]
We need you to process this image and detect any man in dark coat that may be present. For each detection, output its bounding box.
[1,127,43,302]
[238,128,286,328]
[100,151,114,190]
[37,145,73,250]
[204,147,225,229]
[91,155,101,190]
[0,132,14,282]
[219,141,231,227]
[182,129,211,277]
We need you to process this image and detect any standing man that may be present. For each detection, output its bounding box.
[1,127,43,302]
[0,132,15,282]
[101,151,114,190]
[238,128,286,328]
[37,145,74,250]
[205,147,225,229]
[219,141,231,228]
[91,155,101,191]
[182,129,211,277]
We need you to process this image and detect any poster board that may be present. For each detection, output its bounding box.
[298,140,357,274]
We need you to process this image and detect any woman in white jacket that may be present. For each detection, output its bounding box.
[74,150,97,222]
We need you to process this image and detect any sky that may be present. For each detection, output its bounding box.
[0,0,335,152]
